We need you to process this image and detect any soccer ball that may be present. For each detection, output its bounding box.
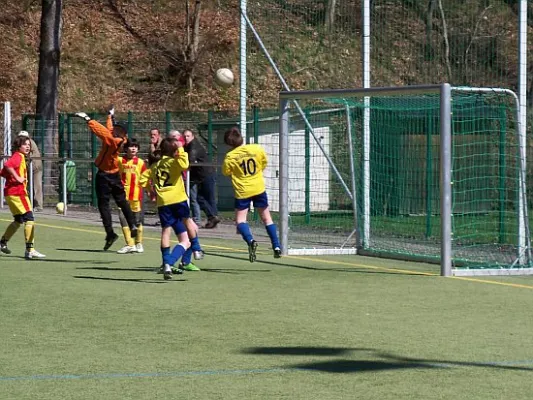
[56,202,65,214]
[215,68,234,88]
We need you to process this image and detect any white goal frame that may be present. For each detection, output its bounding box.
[278,84,533,276]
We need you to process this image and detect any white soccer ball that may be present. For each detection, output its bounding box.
[56,202,65,214]
[215,68,234,88]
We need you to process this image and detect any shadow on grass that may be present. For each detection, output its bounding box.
[206,252,426,276]
[57,248,117,253]
[73,275,184,284]
[243,346,533,373]
[9,256,117,264]
[76,266,158,272]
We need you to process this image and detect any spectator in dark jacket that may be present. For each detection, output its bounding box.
[183,129,220,229]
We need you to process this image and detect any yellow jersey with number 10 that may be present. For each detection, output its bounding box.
[222,144,267,199]
[139,148,189,207]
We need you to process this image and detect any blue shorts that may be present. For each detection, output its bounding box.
[235,192,269,210]
[158,201,190,228]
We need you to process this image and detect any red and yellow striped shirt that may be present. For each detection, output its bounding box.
[1,151,27,196]
[119,156,147,201]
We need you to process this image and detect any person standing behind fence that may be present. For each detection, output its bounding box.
[183,129,220,229]
[74,106,138,250]
[222,127,281,262]
[18,131,43,212]
[117,138,147,254]
[0,135,46,259]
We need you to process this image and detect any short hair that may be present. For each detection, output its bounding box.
[224,127,243,148]
[150,128,160,134]
[159,137,178,157]
[125,138,140,150]
[167,130,181,139]
[12,136,30,153]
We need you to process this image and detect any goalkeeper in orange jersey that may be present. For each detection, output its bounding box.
[222,127,281,262]
[140,137,204,280]
[74,106,138,251]
[0,135,46,259]
[116,138,147,254]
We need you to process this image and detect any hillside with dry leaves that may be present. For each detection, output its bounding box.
[0,0,529,119]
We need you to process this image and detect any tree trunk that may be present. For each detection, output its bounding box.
[325,0,337,32]
[437,0,452,80]
[36,0,62,202]
[425,0,436,59]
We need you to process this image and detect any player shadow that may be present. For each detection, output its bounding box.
[73,275,185,284]
[57,247,118,253]
[76,266,157,272]
[206,252,425,276]
[201,267,271,274]
[10,256,117,264]
[242,346,533,373]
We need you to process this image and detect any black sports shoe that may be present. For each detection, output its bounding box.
[0,241,11,254]
[103,233,119,251]
[273,247,282,258]
[248,240,258,263]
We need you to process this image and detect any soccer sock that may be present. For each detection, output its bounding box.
[161,246,171,265]
[2,221,21,242]
[135,224,143,245]
[181,248,193,266]
[190,236,202,252]
[168,244,187,266]
[24,221,35,250]
[237,222,254,244]
[121,227,135,246]
[265,223,281,249]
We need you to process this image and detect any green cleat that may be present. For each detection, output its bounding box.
[180,262,201,271]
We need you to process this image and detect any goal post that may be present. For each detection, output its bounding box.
[278,84,533,276]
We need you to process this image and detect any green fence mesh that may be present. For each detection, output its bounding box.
[279,89,526,269]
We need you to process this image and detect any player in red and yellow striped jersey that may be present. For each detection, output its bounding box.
[0,135,46,259]
[116,138,147,254]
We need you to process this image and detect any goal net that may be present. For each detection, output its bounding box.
[277,84,532,276]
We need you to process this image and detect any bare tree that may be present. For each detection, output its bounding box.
[325,0,337,32]
[36,0,62,196]
[425,0,436,59]
[437,0,452,80]
[184,0,203,94]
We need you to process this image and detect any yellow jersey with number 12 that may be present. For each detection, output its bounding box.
[222,144,267,199]
[139,148,189,207]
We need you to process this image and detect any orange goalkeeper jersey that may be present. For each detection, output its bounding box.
[88,115,126,174]
[119,156,147,201]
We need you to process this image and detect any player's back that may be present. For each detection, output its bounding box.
[222,144,267,199]
[150,155,188,206]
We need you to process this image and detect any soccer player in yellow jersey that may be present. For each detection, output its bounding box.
[222,127,281,262]
[0,135,46,259]
[117,138,147,254]
[140,137,203,280]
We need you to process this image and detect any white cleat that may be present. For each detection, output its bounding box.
[25,249,46,259]
[117,245,137,254]
[193,250,205,260]
[135,243,144,253]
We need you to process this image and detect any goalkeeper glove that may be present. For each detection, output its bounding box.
[108,104,115,116]
[74,112,91,122]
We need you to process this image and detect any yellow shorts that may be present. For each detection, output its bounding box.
[6,195,32,215]
[129,199,141,213]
